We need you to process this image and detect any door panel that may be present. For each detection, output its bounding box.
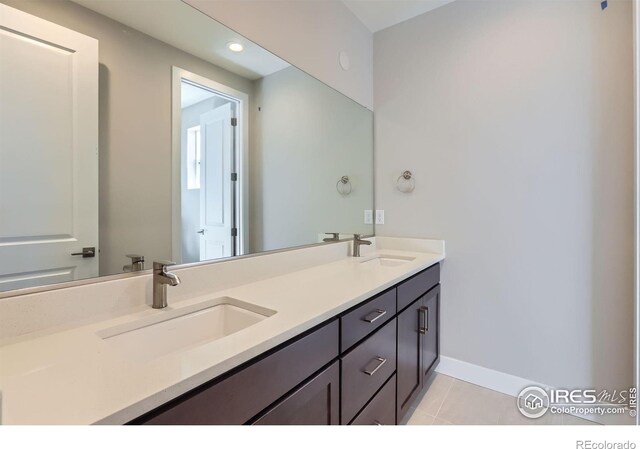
[422,285,440,376]
[396,297,422,422]
[199,102,232,260]
[0,4,99,291]
[253,361,339,425]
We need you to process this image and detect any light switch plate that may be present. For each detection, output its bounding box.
[375,210,385,225]
[364,210,373,225]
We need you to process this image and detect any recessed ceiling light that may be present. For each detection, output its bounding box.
[227,42,244,53]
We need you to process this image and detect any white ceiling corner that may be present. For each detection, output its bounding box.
[342,0,456,33]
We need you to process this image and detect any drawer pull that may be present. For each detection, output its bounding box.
[419,306,429,334]
[373,420,383,426]
[363,357,387,376]
[362,309,387,323]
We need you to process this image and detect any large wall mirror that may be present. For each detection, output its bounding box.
[0,0,374,293]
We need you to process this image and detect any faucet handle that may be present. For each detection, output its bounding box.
[323,232,340,242]
[126,254,144,264]
[124,254,145,272]
[153,260,176,271]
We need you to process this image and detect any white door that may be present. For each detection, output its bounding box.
[199,103,234,260]
[0,5,99,291]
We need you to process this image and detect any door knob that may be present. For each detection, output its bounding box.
[71,247,96,258]
[197,229,205,234]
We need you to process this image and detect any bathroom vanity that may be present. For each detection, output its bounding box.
[0,237,444,425]
[131,263,440,425]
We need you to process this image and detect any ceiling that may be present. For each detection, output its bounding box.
[342,0,455,33]
[71,0,289,80]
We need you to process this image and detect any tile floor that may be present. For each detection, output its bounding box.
[402,373,599,425]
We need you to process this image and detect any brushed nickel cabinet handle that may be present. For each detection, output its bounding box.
[363,309,387,323]
[419,306,429,334]
[424,306,429,332]
[363,356,387,376]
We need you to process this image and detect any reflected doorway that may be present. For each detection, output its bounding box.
[172,68,248,264]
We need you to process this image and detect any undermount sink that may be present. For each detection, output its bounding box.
[360,254,416,267]
[97,297,276,361]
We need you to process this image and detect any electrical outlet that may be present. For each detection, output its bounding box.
[364,210,373,225]
[375,210,385,225]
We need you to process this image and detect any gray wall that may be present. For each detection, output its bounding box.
[374,0,634,392]
[251,66,373,252]
[4,0,254,275]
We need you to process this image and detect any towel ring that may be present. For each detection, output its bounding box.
[336,175,352,197]
[396,170,415,193]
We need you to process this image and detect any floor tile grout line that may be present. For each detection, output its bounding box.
[433,376,455,420]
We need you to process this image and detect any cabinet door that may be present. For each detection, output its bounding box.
[396,297,423,422]
[252,361,340,425]
[421,285,440,377]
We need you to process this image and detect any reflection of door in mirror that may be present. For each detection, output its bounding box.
[0,5,99,292]
[178,75,243,264]
[199,103,234,261]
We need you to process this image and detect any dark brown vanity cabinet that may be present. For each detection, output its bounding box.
[396,266,441,422]
[132,263,441,426]
[421,285,440,377]
[253,361,340,425]
[396,294,425,421]
[350,374,396,425]
[341,318,397,424]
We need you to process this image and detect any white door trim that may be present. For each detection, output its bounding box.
[171,66,249,263]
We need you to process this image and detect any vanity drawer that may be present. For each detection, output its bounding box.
[138,320,339,425]
[397,264,440,311]
[340,288,396,352]
[350,374,396,425]
[252,361,340,425]
[340,318,396,425]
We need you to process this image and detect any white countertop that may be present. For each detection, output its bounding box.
[0,239,444,424]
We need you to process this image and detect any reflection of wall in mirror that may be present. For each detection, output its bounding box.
[252,66,374,253]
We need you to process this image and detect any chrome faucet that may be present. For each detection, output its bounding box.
[323,232,340,242]
[352,234,371,257]
[152,261,181,309]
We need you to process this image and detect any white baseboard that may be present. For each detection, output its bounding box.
[436,356,634,425]
[436,355,542,397]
